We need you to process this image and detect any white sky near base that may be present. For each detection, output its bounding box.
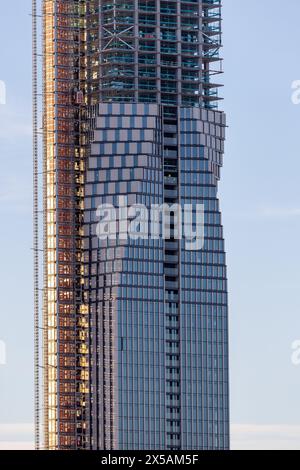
[1,423,300,451]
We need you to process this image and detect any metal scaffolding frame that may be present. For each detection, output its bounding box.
[32,0,40,451]
[42,0,93,450]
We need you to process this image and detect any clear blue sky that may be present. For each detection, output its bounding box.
[0,0,300,449]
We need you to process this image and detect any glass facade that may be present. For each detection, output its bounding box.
[83,103,166,449]
[42,0,229,451]
[81,103,228,450]
[179,107,228,449]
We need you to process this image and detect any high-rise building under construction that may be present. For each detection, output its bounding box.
[34,0,229,450]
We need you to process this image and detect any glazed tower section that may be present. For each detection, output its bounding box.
[83,103,228,450]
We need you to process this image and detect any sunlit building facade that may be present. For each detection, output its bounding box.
[40,0,229,450]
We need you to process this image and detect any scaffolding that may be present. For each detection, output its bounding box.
[30,0,93,450]
[32,0,40,451]
[202,0,223,108]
